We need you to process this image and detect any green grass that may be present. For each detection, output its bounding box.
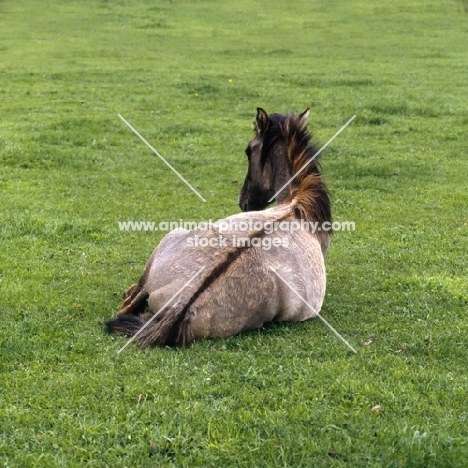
[1,0,467,466]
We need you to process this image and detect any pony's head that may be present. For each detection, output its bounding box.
[239,107,322,212]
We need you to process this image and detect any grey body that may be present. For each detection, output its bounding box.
[137,207,326,340]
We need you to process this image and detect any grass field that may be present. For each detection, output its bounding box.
[1,0,467,466]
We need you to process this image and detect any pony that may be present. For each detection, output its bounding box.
[105,108,332,348]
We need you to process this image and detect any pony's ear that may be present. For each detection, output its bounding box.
[256,108,269,134]
[299,108,310,122]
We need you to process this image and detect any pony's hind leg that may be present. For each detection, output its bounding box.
[117,285,148,316]
[124,284,139,298]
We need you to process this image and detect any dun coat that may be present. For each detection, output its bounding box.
[106,108,332,348]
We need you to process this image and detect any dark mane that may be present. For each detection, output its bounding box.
[263,112,332,226]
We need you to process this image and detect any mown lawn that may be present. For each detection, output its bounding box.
[0,0,467,466]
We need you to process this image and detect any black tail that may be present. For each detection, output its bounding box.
[105,314,146,336]
[105,303,194,349]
